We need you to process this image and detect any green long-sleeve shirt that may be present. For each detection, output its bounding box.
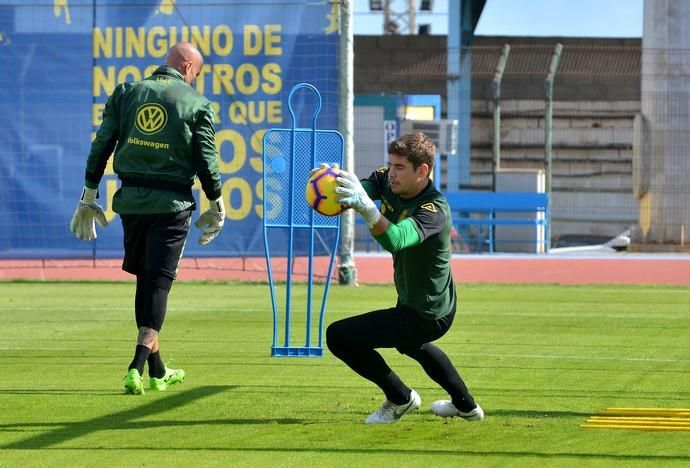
[85,65,222,214]
[362,167,456,320]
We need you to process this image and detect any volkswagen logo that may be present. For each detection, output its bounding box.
[135,103,167,135]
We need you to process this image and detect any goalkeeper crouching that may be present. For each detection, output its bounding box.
[70,42,225,395]
[326,133,484,424]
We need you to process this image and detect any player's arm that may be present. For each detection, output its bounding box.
[370,216,420,252]
[84,84,122,189]
[335,168,420,254]
[70,85,123,241]
[337,183,421,253]
[192,102,222,202]
[372,204,444,253]
[192,102,225,245]
[337,168,446,254]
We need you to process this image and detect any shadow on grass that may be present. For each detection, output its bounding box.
[0,418,313,434]
[0,389,121,396]
[1,385,248,449]
[2,446,690,462]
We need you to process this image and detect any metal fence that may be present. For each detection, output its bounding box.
[357,38,690,251]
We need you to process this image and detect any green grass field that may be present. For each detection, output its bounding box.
[1,281,689,467]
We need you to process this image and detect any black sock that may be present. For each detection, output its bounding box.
[128,345,151,375]
[407,343,477,411]
[147,351,166,379]
[380,371,411,405]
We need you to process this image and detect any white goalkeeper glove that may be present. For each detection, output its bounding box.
[70,187,109,241]
[194,197,225,245]
[335,170,381,227]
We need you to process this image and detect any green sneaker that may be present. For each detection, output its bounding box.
[150,367,186,391]
[122,369,145,395]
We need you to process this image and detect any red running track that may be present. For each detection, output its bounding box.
[1,254,690,285]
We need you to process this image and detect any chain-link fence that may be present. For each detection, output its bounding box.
[358,37,689,251]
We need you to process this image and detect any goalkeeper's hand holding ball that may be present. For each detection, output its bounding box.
[335,170,381,228]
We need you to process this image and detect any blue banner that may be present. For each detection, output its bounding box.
[0,1,339,259]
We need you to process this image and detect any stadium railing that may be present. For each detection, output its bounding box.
[445,191,549,254]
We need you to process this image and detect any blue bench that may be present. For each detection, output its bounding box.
[445,191,549,254]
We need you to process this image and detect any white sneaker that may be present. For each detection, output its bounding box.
[365,389,421,424]
[431,400,484,421]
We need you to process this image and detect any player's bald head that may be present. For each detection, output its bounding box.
[166,42,203,85]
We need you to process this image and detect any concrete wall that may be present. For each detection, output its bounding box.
[637,0,690,244]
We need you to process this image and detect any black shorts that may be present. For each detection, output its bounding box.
[120,210,192,279]
[330,302,456,355]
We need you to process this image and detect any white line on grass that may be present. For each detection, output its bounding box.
[457,352,688,363]
[1,347,685,364]
[463,311,690,319]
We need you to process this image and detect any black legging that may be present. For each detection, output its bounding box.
[135,271,173,331]
[326,304,477,410]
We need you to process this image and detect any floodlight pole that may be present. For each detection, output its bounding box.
[408,0,416,34]
[544,43,563,251]
[491,44,510,192]
[338,0,357,285]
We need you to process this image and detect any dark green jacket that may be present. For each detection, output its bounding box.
[85,65,222,214]
[363,168,456,320]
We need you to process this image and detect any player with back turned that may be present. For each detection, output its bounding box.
[326,132,484,424]
[69,42,225,395]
